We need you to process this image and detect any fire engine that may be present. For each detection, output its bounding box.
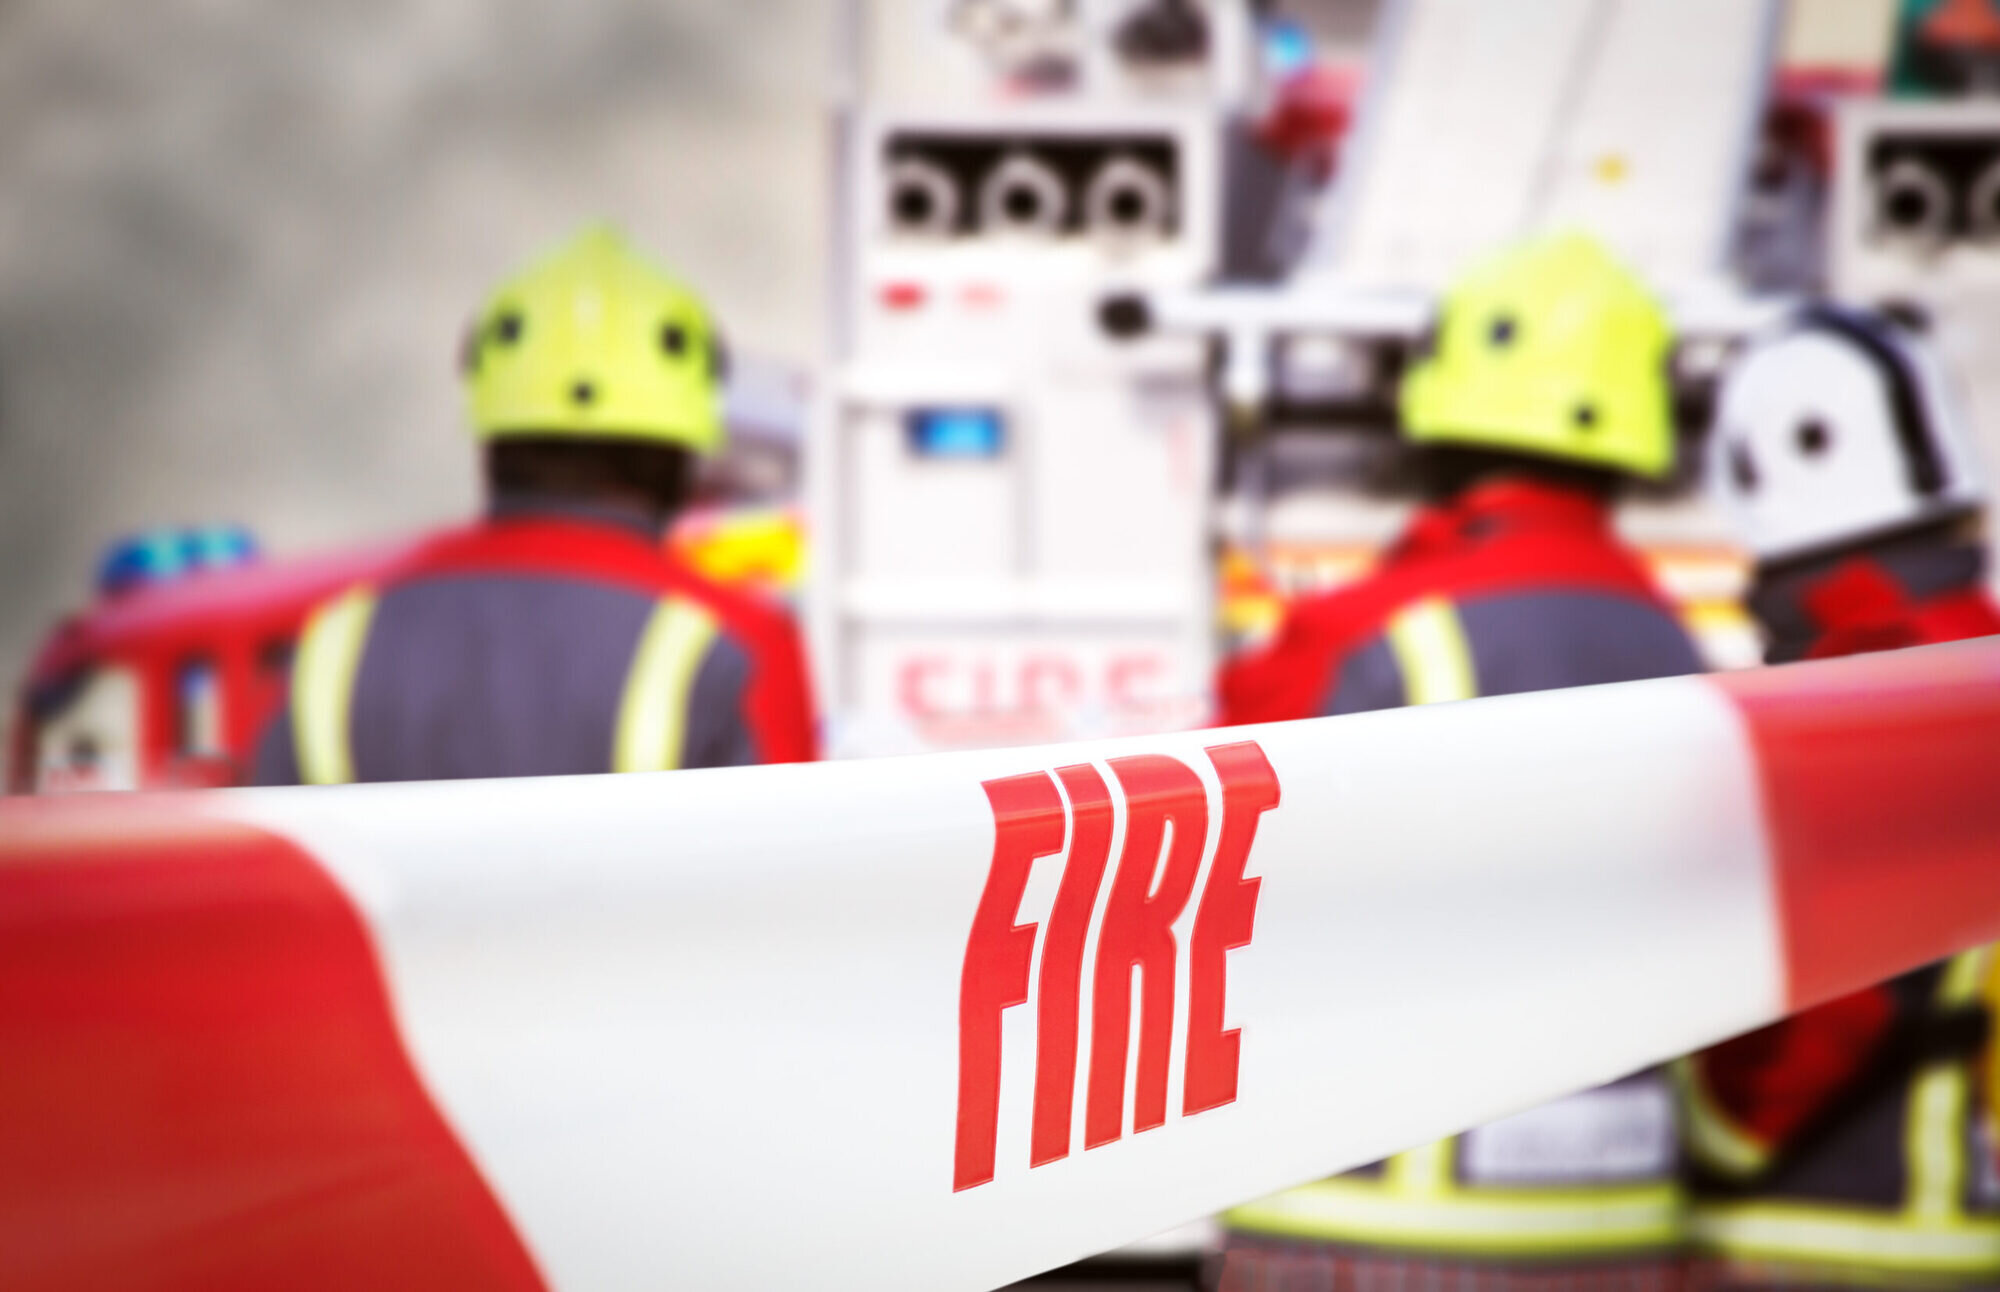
[7,533,410,795]
[809,0,1261,757]
[812,0,1784,763]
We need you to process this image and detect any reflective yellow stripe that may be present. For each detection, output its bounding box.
[1673,1056,1772,1178]
[612,597,719,773]
[1691,1203,2000,1274]
[291,587,378,786]
[1694,950,2000,1277]
[1385,1139,1457,1199]
[1908,950,1990,1222]
[1386,596,1476,704]
[1942,948,1989,1006]
[1224,1177,1680,1254]
[1907,1058,1969,1224]
[1986,950,2000,1151]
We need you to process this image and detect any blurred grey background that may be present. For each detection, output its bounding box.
[0,0,830,687]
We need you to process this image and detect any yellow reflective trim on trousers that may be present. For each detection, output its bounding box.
[1673,1055,1773,1178]
[1906,1058,1970,1225]
[292,587,378,786]
[1386,596,1477,705]
[1941,948,1989,1006]
[612,597,719,773]
[1385,1138,1457,1199]
[1223,1177,1681,1254]
[1691,1203,2000,1274]
[1908,949,1989,1222]
[1987,949,2000,1152]
[1695,950,2000,1277]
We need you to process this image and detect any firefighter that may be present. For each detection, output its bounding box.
[254,225,814,785]
[1708,303,1997,663]
[1680,303,2000,1291]
[1215,234,1703,1291]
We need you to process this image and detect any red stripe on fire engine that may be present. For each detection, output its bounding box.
[1714,638,2000,1013]
[0,800,548,1292]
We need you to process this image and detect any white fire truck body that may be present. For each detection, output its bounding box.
[813,2,1247,756]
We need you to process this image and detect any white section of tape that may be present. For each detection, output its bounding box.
[221,671,1781,1292]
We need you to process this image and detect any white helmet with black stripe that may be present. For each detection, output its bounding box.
[1708,304,1987,563]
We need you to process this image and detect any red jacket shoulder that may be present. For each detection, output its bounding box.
[1216,512,1671,726]
[392,517,818,762]
[663,569,816,764]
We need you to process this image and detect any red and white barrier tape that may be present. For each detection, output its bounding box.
[3,639,1998,1291]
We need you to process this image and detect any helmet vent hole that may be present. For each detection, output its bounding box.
[1729,440,1759,493]
[1796,418,1831,457]
[495,312,523,345]
[1488,316,1517,348]
[1571,402,1597,431]
[571,380,597,406]
[661,323,687,358]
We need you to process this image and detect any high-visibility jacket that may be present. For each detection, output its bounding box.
[1745,537,2000,666]
[1680,538,2000,1289]
[1219,480,1701,723]
[253,505,814,785]
[1219,478,1703,1264]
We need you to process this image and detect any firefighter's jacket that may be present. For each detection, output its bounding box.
[1748,536,2000,665]
[1219,478,1704,1261]
[1679,537,2000,1288]
[254,501,814,785]
[1219,480,1701,721]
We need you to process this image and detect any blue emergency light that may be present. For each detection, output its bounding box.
[1260,17,1314,79]
[97,530,188,596]
[907,408,1006,459]
[186,524,258,570]
[96,525,260,597]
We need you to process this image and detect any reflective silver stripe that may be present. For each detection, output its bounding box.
[291,587,378,786]
[1225,1177,1681,1253]
[1692,1205,2000,1273]
[612,597,720,773]
[1386,596,1476,705]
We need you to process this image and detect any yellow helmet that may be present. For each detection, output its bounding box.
[1398,233,1675,478]
[462,224,725,454]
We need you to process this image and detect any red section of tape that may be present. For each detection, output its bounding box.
[1715,639,2000,1012]
[0,800,548,1291]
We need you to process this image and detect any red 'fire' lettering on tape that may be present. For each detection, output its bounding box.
[956,741,1280,1190]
